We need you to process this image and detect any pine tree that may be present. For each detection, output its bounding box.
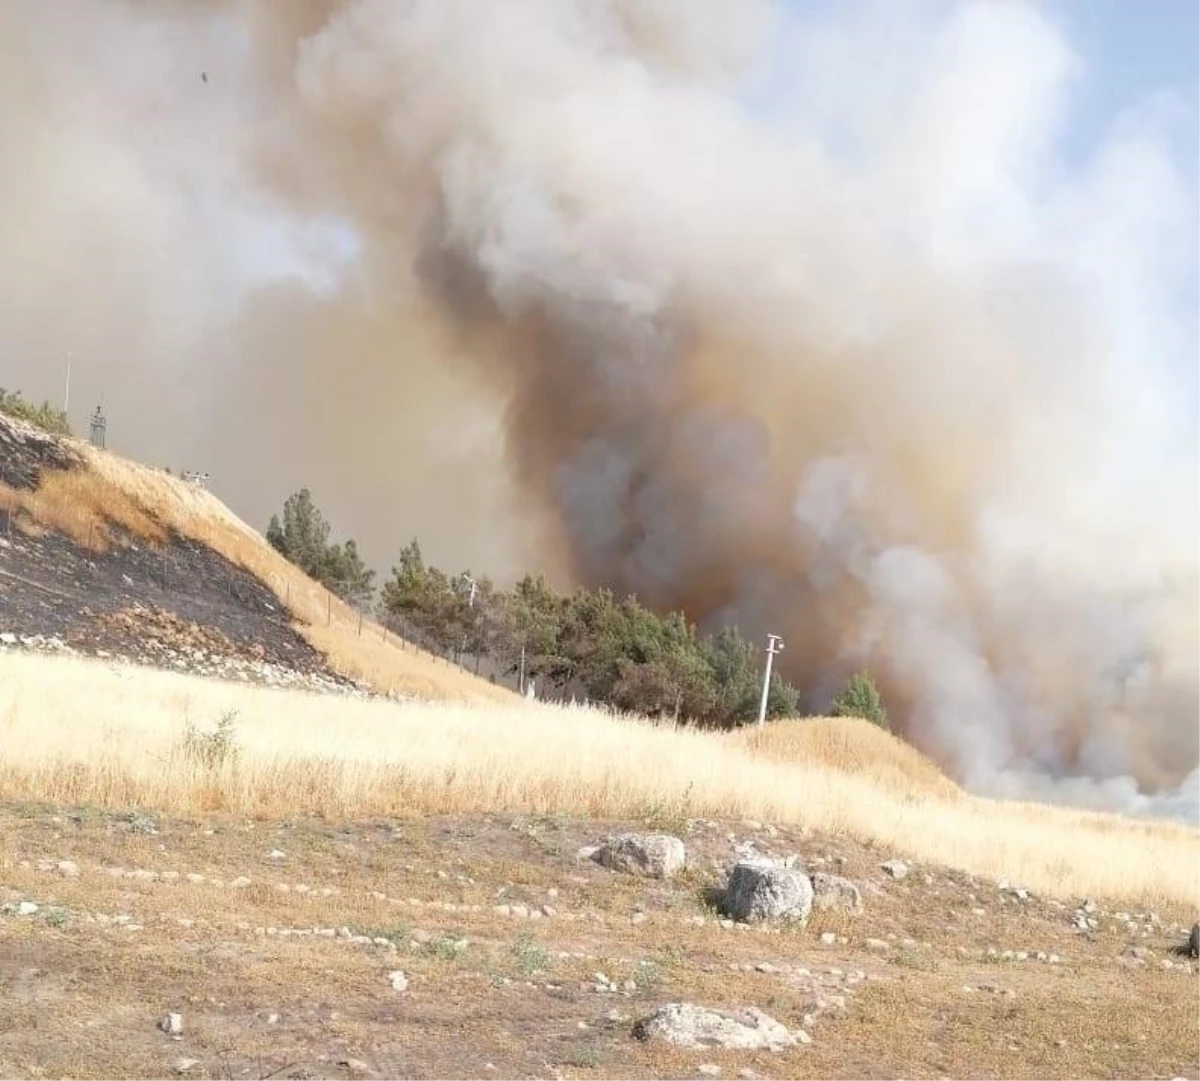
[831,670,888,728]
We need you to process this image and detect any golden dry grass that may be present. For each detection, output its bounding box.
[4,437,511,704]
[1,649,1196,908]
[731,716,964,801]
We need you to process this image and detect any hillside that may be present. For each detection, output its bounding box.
[0,412,513,703]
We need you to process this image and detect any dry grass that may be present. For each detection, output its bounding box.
[731,717,964,802]
[0,469,167,552]
[6,441,511,704]
[2,649,1196,908]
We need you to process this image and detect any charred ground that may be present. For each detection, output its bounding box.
[0,413,349,686]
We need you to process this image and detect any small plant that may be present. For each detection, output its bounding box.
[568,1043,601,1070]
[46,907,70,929]
[634,958,662,990]
[643,782,693,837]
[433,935,469,962]
[511,931,550,975]
[830,670,888,728]
[359,923,410,946]
[180,710,240,770]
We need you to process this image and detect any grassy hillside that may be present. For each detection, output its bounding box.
[2,649,1195,907]
[0,415,512,703]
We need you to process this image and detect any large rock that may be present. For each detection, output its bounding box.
[633,1003,797,1051]
[810,872,862,913]
[594,833,686,879]
[722,859,813,924]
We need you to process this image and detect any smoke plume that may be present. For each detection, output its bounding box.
[1,0,1196,820]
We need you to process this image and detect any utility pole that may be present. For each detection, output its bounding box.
[62,353,72,416]
[757,633,785,726]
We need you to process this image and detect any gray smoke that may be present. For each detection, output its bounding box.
[0,0,1195,821]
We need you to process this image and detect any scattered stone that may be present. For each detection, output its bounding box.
[17,901,38,916]
[810,872,862,913]
[722,859,813,924]
[864,938,890,951]
[594,833,686,879]
[57,860,79,877]
[819,931,838,946]
[881,860,909,880]
[389,970,409,992]
[158,1013,184,1036]
[174,1058,200,1074]
[1081,898,1097,915]
[633,1003,797,1052]
[1125,946,1152,961]
[268,849,286,860]
[576,845,601,862]
[738,1071,760,1080]
[230,876,251,889]
[698,1064,722,1077]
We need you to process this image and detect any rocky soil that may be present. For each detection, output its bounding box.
[0,808,1195,1080]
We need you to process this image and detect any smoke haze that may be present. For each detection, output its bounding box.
[1,0,1196,820]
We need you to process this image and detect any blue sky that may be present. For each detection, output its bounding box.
[1056,0,1198,158]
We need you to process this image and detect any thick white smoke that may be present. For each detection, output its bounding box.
[0,0,1196,821]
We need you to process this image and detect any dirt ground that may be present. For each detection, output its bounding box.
[0,806,1195,1080]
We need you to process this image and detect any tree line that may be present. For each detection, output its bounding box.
[265,487,803,726]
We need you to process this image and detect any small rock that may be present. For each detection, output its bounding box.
[810,872,862,912]
[722,860,813,924]
[17,901,38,916]
[796,1029,813,1045]
[881,860,909,880]
[819,931,838,945]
[158,1012,184,1036]
[633,1002,797,1051]
[174,1058,200,1074]
[57,860,79,878]
[268,849,286,860]
[593,833,686,879]
[389,970,408,992]
[230,876,251,889]
[738,1070,760,1080]
[698,1065,722,1077]
[576,844,601,862]
[865,938,890,951]
[630,911,648,925]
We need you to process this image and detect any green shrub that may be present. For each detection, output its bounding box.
[830,671,888,729]
[180,710,240,770]
[0,389,72,436]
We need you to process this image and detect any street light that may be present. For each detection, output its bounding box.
[757,633,785,726]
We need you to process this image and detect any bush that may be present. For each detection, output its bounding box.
[179,710,240,770]
[0,389,72,436]
[830,671,888,728]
